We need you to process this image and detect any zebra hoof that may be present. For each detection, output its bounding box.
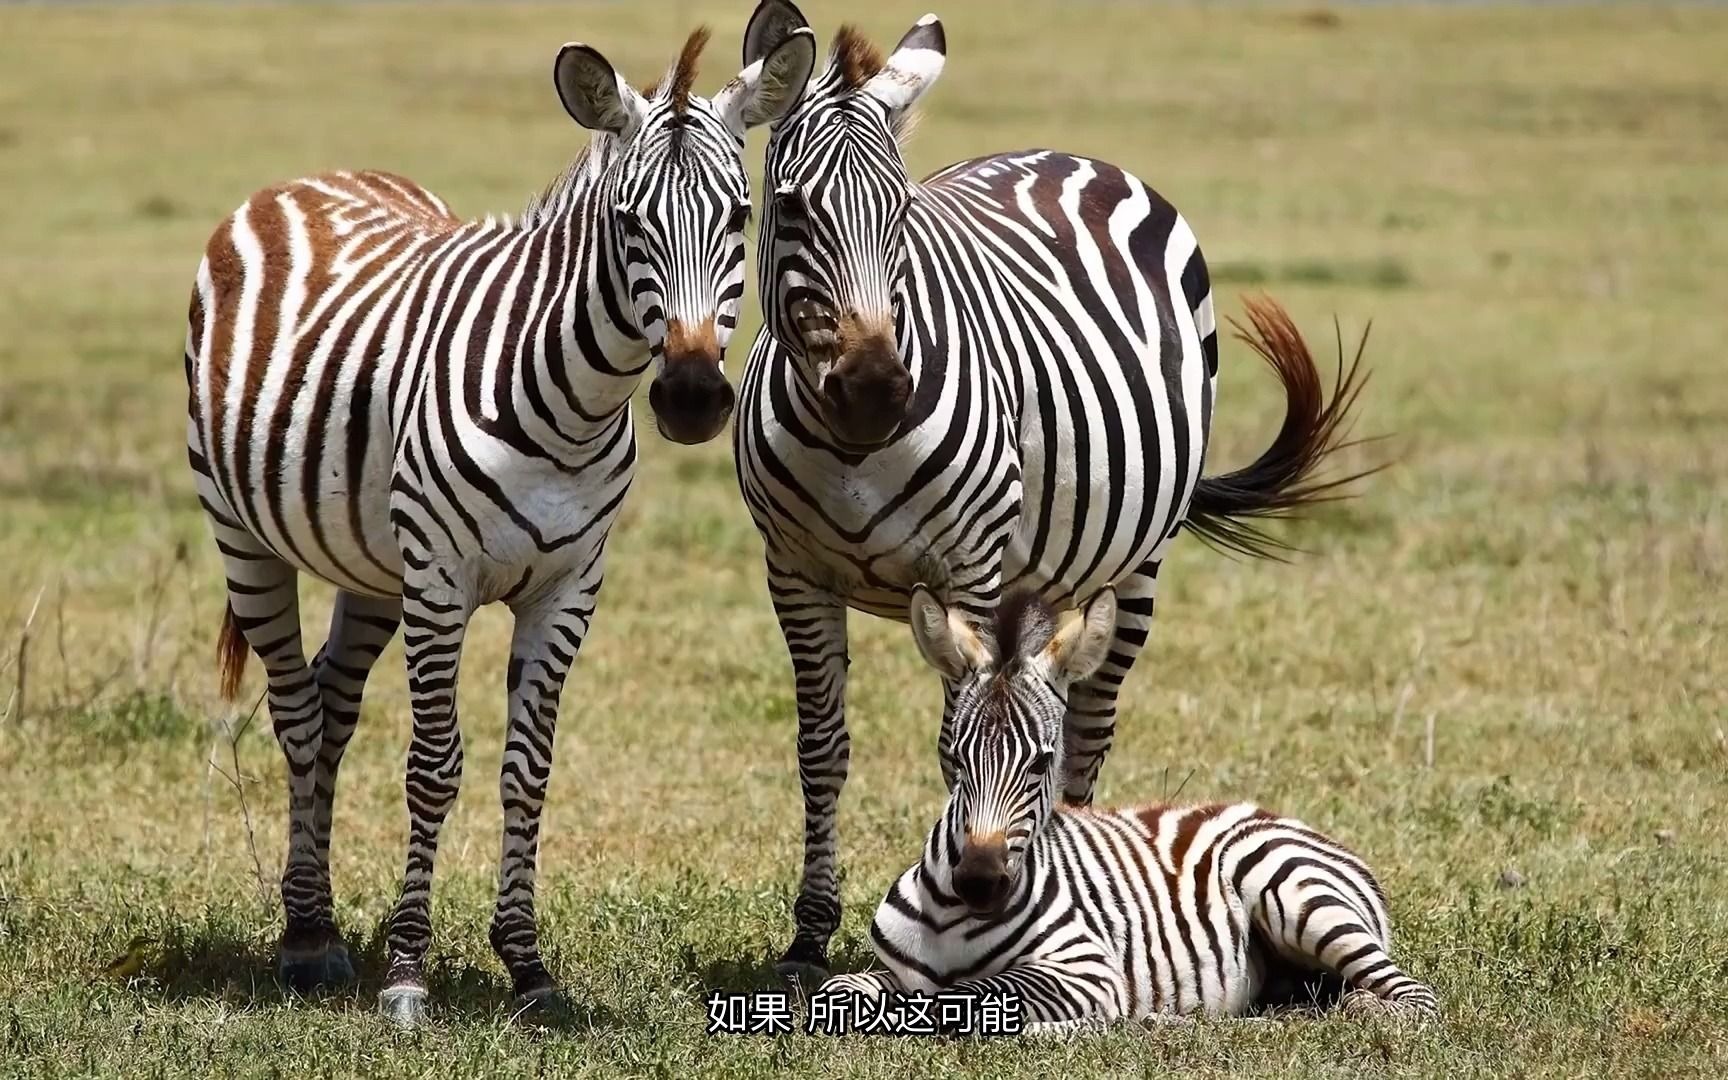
[1341,988,1436,1022]
[510,985,568,1026]
[379,985,430,1028]
[278,939,356,994]
[774,957,831,996]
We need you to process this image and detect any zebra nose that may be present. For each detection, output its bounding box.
[649,358,734,445]
[953,836,1010,916]
[819,343,911,448]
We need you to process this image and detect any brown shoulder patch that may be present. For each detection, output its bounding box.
[643,26,711,114]
[831,24,885,89]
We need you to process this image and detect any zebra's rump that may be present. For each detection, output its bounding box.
[186,171,465,597]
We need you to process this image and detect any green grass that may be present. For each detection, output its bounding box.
[2,2,1727,1076]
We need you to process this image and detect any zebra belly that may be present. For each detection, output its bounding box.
[191,348,405,599]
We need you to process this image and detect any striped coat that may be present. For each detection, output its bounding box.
[733,1,1370,980]
[183,27,818,1024]
[820,590,1436,1033]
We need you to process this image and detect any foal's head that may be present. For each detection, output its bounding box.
[907,587,1116,917]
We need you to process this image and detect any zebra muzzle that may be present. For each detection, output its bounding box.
[817,328,911,449]
[952,833,1011,917]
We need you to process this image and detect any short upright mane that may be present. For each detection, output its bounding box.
[644,26,711,114]
[993,589,1057,673]
[831,24,884,89]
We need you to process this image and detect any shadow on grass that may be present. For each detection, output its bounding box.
[688,937,880,995]
[138,917,624,1031]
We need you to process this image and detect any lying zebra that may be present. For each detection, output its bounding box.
[819,588,1437,1033]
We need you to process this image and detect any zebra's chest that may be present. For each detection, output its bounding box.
[761,430,1025,610]
[392,416,637,606]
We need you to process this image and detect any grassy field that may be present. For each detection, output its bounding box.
[3,1,1726,1075]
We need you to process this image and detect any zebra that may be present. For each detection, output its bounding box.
[733,0,1372,981]
[184,26,817,1024]
[819,588,1438,1033]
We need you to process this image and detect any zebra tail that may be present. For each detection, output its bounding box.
[1183,294,1382,560]
[217,602,250,702]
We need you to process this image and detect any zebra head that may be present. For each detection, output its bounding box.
[743,1,946,449]
[554,26,816,444]
[908,587,1117,918]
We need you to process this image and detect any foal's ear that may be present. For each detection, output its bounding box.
[862,14,946,115]
[715,27,817,133]
[1046,588,1116,684]
[909,585,992,680]
[554,43,649,138]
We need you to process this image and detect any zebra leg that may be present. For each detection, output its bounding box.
[488,589,594,1009]
[1242,849,1438,1018]
[379,578,473,1027]
[213,543,337,992]
[767,564,850,986]
[300,590,401,990]
[947,956,1126,1035]
[815,969,900,1000]
[1060,562,1159,805]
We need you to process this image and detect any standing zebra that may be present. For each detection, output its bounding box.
[734,1,1370,981]
[185,26,817,1024]
[820,589,1437,1032]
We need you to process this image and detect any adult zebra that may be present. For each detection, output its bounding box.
[820,589,1437,1031]
[185,26,816,1023]
[733,1,1370,982]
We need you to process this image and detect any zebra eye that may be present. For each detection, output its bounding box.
[613,206,642,234]
[1028,752,1054,778]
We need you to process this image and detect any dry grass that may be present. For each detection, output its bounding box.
[1,2,1726,1076]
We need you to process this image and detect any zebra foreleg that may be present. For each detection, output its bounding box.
[946,955,1126,1035]
[767,564,850,985]
[488,588,595,1011]
[299,590,400,990]
[379,577,473,1027]
[1060,563,1160,805]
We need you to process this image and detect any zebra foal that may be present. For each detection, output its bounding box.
[820,589,1437,1033]
[185,26,816,1023]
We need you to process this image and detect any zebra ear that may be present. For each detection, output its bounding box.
[554,43,648,138]
[743,0,811,68]
[909,586,992,680]
[715,27,816,133]
[862,14,946,115]
[1046,588,1116,684]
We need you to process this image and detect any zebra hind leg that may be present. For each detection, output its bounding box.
[1060,562,1159,805]
[299,590,402,991]
[1244,836,1438,1019]
[213,544,342,993]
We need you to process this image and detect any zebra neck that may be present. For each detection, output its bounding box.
[500,170,646,451]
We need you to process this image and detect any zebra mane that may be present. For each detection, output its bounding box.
[992,589,1058,672]
[519,135,617,229]
[830,24,885,90]
[819,25,919,144]
[642,27,711,116]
